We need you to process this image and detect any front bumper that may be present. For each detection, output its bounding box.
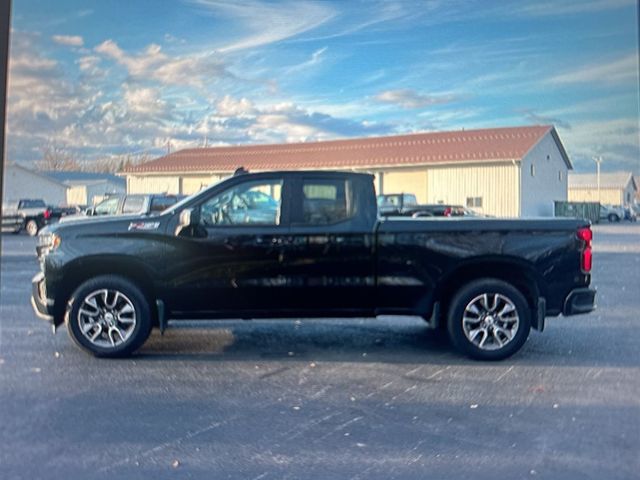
[563,287,597,316]
[31,272,54,322]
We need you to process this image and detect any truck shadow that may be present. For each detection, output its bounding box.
[136,316,634,367]
[139,318,452,362]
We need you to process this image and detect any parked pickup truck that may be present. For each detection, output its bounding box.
[1,199,77,235]
[599,204,625,223]
[377,193,467,217]
[32,171,596,360]
[59,193,182,223]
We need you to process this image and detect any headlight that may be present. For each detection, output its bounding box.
[37,233,61,252]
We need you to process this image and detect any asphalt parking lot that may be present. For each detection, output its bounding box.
[1,223,639,480]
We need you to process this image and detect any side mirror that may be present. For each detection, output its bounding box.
[175,208,197,236]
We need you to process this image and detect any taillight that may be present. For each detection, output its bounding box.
[577,227,592,273]
[43,209,51,219]
[443,207,452,217]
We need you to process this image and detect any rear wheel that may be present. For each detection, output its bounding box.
[608,213,620,223]
[66,275,153,357]
[447,279,531,360]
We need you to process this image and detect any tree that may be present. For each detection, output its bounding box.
[86,153,152,174]
[35,144,81,171]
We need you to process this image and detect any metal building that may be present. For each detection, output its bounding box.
[122,125,572,217]
[2,163,68,206]
[44,171,126,206]
[568,171,638,206]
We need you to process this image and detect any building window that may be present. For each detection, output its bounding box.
[530,164,535,177]
[559,171,563,181]
[466,197,483,208]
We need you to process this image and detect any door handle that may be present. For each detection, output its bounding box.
[223,237,239,249]
[273,236,296,246]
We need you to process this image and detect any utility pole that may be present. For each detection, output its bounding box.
[592,156,603,204]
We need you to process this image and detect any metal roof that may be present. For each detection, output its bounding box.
[44,171,126,187]
[123,125,569,174]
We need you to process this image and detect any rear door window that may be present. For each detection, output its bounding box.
[298,179,352,225]
[149,196,178,213]
[122,196,145,214]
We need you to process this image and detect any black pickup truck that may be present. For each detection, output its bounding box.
[1,199,78,235]
[32,170,596,360]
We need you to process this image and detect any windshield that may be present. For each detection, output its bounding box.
[20,199,46,208]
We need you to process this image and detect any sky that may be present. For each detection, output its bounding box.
[6,0,640,174]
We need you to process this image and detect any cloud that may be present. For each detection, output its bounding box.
[549,53,639,85]
[95,39,229,88]
[559,118,639,174]
[190,0,335,52]
[519,109,572,130]
[514,0,635,17]
[7,32,105,164]
[10,53,57,74]
[76,55,100,72]
[7,31,396,166]
[216,95,255,116]
[211,95,394,142]
[292,0,418,43]
[7,31,181,164]
[375,89,456,109]
[123,85,170,117]
[52,34,84,47]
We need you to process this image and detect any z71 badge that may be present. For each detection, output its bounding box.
[128,221,160,231]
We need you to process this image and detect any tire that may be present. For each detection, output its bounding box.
[25,219,39,236]
[447,279,531,361]
[66,275,153,358]
[607,214,620,223]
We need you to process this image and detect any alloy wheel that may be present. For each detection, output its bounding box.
[462,293,520,351]
[77,289,137,348]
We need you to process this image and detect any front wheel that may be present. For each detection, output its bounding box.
[447,279,531,360]
[608,214,620,223]
[66,275,153,357]
[25,219,39,236]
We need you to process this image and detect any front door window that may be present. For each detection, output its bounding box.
[94,197,119,215]
[199,180,283,227]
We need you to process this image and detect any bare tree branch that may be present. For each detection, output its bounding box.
[34,143,81,171]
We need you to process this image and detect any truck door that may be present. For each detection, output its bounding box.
[280,175,376,315]
[167,174,292,316]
